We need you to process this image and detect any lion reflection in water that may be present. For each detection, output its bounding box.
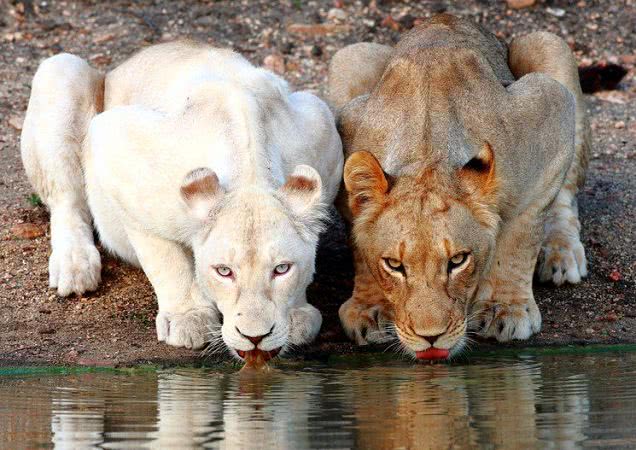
[0,362,603,448]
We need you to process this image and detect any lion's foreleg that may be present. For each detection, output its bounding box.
[125,228,218,350]
[538,112,590,285]
[472,210,543,342]
[509,31,591,286]
[288,301,323,347]
[537,183,587,285]
[21,54,104,296]
[339,247,393,345]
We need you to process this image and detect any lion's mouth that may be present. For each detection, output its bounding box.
[415,348,450,361]
[236,348,281,368]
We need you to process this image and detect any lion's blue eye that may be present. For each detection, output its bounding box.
[216,266,233,277]
[273,263,291,276]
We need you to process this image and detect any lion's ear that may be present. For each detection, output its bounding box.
[280,165,323,217]
[180,167,225,221]
[344,151,389,216]
[458,142,497,199]
[279,165,326,239]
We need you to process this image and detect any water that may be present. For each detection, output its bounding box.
[2,349,636,449]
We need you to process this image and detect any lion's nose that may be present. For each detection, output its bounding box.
[418,332,444,346]
[236,325,274,346]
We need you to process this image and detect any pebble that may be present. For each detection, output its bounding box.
[8,115,23,131]
[310,45,322,57]
[327,8,347,22]
[89,53,111,65]
[287,23,351,36]
[620,54,635,65]
[614,121,625,129]
[601,312,619,322]
[92,32,116,44]
[609,269,623,281]
[594,91,629,105]
[381,15,401,31]
[546,7,565,17]
[506,0,535,9]
[38,327,56,334]
[10,223,46,240]
[263,53,285,75]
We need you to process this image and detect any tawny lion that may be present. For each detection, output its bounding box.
[329,14,590,359]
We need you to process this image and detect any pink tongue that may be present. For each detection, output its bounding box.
[416,348,450,360]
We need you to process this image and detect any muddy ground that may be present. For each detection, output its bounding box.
[0,0,634,367]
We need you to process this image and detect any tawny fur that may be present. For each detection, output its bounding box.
[328,14,590,353]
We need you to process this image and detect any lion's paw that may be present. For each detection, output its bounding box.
[49,239,101,297]
[156,307,219,350]
[339,298,392,345]
[537,232,587,286]
[288,304,322,346]
[474,299,541,342]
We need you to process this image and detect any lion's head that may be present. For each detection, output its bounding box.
[344,146,500,358]
[181,165,326,362]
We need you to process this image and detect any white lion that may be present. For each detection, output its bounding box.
[21,41,343,359]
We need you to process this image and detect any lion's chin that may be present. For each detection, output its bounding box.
[415,348,450,361]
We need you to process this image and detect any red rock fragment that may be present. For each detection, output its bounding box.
[381,15,401,31]
[286,23,350,36]
[263,53,285,75]
[506,0,535,9]
[609,270,623,282]
[10,223,46,240]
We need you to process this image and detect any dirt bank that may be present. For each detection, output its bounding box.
[1,0,634,367]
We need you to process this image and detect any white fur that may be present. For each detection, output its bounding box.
[21,42,343,352]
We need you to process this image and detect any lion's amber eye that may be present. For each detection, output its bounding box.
[273,263,291,276]
[216,266,233,277]
[383,258,405,275]
[448,252,470,274]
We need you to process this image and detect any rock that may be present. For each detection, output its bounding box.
[381,15,401,32]
[286,23,351,35]
[10,223,46,240]
[89,53,111,65]
[263,53,285,75]
[600,312,619,322]
[398,14,417,30]
[609,269,623,282]
[280,41,294,54]
[327,8,347,22]
[506,0,535,9]
[8,115,23,131]
[614,121,625,129]
[92,32,116,44]
[431,2,448,13]
[310,45,323,57]
[620,54,636,66]
[594,91,629,105]
[38,327,56,334]
[546,7,565,17]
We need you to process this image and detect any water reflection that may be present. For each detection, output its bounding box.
[1,352,636,448]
